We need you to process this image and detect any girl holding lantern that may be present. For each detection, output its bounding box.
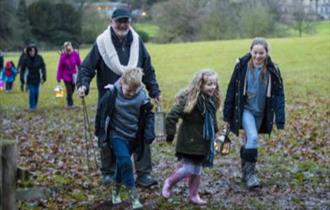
[223,37,285,189]
[56,41,81,108]
[163,69,220,205]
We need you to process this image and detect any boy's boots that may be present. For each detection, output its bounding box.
[188,174,207,205]
[111,183,122,204]
[129,187,143,209]
[242,148,260,188]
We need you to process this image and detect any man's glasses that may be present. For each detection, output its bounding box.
[115,18,130,24]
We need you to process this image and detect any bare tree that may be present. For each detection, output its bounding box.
[282,0,316,37]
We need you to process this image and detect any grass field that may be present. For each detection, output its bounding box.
[0,21,329,209]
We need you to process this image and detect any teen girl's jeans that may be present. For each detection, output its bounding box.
[27,84,40,110]
[242,109,263,149]
[111,135,135,188]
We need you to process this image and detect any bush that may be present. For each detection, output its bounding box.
[136,30,150,43]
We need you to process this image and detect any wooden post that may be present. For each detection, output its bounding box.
[0,141,2,210]
[0,140,17,210]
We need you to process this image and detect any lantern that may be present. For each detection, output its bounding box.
[154,105,166,138]
[54,85,64,97]
[215,127,231,156]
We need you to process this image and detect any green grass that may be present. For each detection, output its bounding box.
[133,23,159,38]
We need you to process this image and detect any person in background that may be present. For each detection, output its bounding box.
[76,8,161,187]
[2,60,17,92]
[0,50,4,71]
[223,37,285,188]
[163,69,220,205]
[20,44,46,112]
[17,47,27,91]
[56,41,81,108]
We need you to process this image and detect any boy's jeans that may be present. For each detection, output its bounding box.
[242,109,262,149]
[27,84,40,110]
[111,135,135,188]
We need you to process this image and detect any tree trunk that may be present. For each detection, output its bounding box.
[0,140,17,210]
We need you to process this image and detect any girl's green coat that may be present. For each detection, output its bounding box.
[166,94,218,158]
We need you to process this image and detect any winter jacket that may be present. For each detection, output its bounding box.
[0,52,3,70]
[76,27,160,100]
[166,94,218,162]
[2,65,17,83]
[20,46,46,85]
[223,53,285,136]
[95,85,155,160]
[17,50,27,73]
[56,50,81,82]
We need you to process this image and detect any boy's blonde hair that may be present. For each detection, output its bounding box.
[177,69,221,113]
[121,67,144,89]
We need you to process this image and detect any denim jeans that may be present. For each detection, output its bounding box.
[27,84,40,110]
[5,82,13,91]
[100,142,152,177]
[111,135,135,188]
[242,109,262,149]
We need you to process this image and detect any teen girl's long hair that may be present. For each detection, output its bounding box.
[176,69,221,113]
[248,37,269,82]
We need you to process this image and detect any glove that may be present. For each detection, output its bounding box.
[166,135,174,143]
[97,136,109,148]
[77,85,87,97]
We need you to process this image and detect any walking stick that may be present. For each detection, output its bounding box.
[81,97,99,170]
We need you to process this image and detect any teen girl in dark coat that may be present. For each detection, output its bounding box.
[223,37,285,188]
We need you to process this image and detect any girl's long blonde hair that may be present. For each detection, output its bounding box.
[176,69,221,113]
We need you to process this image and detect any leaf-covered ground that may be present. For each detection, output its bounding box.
[1,93,329,210]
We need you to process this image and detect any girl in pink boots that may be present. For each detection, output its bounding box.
[162,69,220,205]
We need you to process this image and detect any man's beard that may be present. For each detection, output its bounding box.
[114,28,129,38]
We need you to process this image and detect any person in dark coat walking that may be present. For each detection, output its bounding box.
[76,8,161,187]
[163,69,220,205]
[223,37,285,188]
[17,47,28,91]
[20,44,46,112]
[0,50,4,70]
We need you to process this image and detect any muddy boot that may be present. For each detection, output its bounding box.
[243,149,260,189]
[111,183,122,204]
[188,175,207,205]
[244,161,260,188]
[129,187,143,209]
[240,146,247,182]
[162,167,187,198]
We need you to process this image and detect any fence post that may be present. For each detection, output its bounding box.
[1,140,17,210]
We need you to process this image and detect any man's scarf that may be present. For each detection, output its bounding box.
[96,26,139,76]
[197,94,216,167]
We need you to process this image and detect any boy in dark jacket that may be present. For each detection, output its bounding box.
[96,67,155,209]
